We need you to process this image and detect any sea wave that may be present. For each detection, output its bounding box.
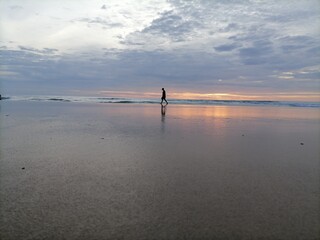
[2,95,320,108]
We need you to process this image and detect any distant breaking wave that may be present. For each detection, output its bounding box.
[2,95,320,108]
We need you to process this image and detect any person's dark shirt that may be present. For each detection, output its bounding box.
[162,90,166,98]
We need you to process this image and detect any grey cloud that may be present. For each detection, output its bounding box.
[279,35,317,53]
[75,17,123,28]
[123,1,269,46]
[1,49,102,94]
[18,46,59,54]
[168,0,250,7]
[296,71,320,81]
[252,40,273,48]
[2,44,319,96]
[279,35,315,44]
[120,39,144,46]
[10,5,23,10]
[211,0,251,4]
[219,23,241,33]
[264,8,318,23]
[240,57,267,65]
[278,35,319,56]
[141,10,201,42]
[1,49,41,64]
[0,47,244,93]
[307,46,320,55]
[281,45,305,53]
[214,43,240,52]
[238,40,274,65]
[121,12,195,46]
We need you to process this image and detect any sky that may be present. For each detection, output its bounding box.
[0,0,319,101]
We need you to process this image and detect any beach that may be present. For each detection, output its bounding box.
[0,101,319,240]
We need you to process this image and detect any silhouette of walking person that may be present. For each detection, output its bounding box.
[160,88,168,105]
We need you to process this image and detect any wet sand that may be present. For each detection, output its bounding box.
[0,101,319,240]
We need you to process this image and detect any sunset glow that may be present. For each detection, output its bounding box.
[97,90,319,102]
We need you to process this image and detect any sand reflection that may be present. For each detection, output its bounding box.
[161,105,167,133]
[162,105,319,120]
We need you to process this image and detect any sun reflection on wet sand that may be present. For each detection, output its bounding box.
[153,104,320,120]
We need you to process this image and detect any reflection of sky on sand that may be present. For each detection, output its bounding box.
[76,103,320,146]
[1,101,319,239]
[161,105,319,121]
[98,104,319,121]
[95,103,319,140]
[160,105,318,148]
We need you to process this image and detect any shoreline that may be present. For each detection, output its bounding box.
[2,95,320,108]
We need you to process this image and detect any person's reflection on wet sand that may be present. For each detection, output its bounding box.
[161,105,167,133]
[161,105,166,118]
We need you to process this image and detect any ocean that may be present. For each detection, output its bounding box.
[1,95,320,108]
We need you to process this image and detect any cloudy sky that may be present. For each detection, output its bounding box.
[0,0,319,101]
